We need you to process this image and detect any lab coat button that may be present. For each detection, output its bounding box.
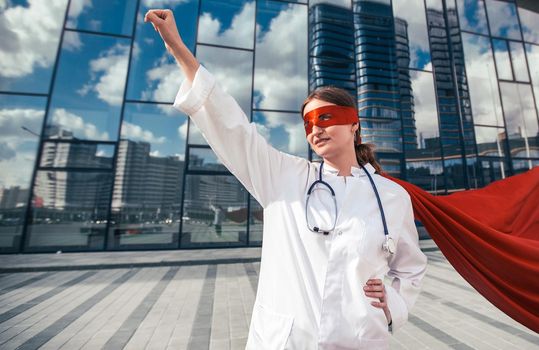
[337,230,342,235]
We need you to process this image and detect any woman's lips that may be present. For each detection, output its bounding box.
[315,138,330,146]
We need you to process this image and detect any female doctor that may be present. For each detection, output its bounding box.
[145,9,428,350]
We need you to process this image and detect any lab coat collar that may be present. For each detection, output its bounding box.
[321,161,377,177]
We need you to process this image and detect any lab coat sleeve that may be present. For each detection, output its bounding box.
[172,64,301,208]
[385,193,428,334]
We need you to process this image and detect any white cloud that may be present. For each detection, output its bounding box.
[485,1,521,40]
[66,0,92,28]
[256,112,307,156]
[178,120,188,140]
[198,1,255,49]
[461,33,505,127]
[393,0,430,70]
[78,43,130,106]
[410,68,439,148]
[0,107,45,187]
[0,0,68,78]
[253,4,308,111]
[150,149,160,157]
[51,108,110,140]
[121,121,166,144]
[142,55,183,103]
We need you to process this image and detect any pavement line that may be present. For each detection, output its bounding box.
[14,269,137,350]
[0,257,261,273]
[188,265,217,350]
[244,262,259,293]
[0,271,97,325]
[443,301,539,346]
[408,314,474,349]
[0,272,54,297]
[0,245,440,274]
[102,267,179,350]
[425,274,474,293]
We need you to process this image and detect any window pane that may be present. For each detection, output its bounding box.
[188,120,208,146]
[509,41,529,82]
[27,171,112,251]
[392,0,431,70]
[480,158,508,183]
[248,196,263,245]
[252,111,308,157]
[456,0,488,34]
[254,1,307,111]
[181,175,248,247]
[485,0,522,40]
[67,0,137,36]
[474,126,506,157]
[462,33,504,126]
[0,0,68,93]
[108,103,188,249]
[406,71,441,158]
[499,82,539,158]
[512,158,539,174]
[188,147,227,172]
[40,142,114,169]
[0,95,46,251]
[518,4,539,44]
[526,43,539,115]
[310,0,351,8]
[198,0,255,50]
[360,118,402,153]
[196,45,253,117]
[406,160,444,193]
[47,32,130,141]
[126,0,198,102]
[492,39,513,80]
[444,157,466,190]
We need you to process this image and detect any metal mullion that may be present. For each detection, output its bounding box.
[246,0,261,247]
[64,27,132,39]
[422,0,448,194]
[450,0,484,188]
[179,0,203,249]
[20,0,72,253]
[103,0,142,251]
[37,167,113,173]
[252,108,301,113]
[41,139,117,145]
[441,0,470,189]
[514,5,539,132]
[124,99,174,105]
[196,42,254,53]
[0,91,48,97]
[483,0,515,177]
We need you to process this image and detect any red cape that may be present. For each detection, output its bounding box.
[383,166,539,333]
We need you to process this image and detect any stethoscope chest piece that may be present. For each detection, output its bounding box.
[383,236,396,254]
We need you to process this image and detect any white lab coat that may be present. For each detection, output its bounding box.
[173,65,428,350]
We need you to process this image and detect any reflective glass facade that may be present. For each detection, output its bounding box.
[1,0,538,253]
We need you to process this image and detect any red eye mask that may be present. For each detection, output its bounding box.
[303,105,359,136]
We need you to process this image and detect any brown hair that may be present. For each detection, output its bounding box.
[301,86,383,174]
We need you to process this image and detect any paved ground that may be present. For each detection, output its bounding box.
[0,241,538,349]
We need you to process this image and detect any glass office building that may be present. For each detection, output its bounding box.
[0,0,538,253]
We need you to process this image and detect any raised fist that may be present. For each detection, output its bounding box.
[144,9,183,53]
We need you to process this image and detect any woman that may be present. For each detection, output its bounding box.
[145,9,427,349]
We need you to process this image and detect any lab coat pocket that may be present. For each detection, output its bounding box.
[250,303,294,350]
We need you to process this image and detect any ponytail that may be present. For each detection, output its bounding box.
[353,129,384,175]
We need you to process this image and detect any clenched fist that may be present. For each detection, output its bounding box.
[144,9,183,54]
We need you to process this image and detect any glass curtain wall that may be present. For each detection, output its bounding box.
[0,0,537,252]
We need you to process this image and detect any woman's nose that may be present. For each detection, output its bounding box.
[312,124,325,134]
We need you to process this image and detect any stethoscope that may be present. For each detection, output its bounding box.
[305,161,396,254]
